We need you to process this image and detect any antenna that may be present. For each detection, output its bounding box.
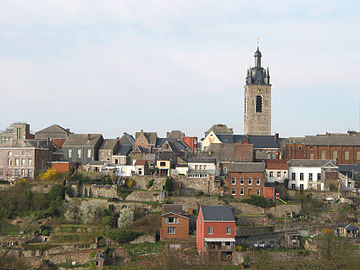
[256,37,260,48]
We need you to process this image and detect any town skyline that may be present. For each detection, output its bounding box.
[1,1,360,138]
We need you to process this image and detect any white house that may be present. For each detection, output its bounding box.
[187,157,218,179]
[288,159,337,191]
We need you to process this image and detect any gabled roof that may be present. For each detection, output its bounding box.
[63,134,103,147]
[120,133,135,146]
[156,138,189,153]
[35,124,71,139]
[135,131,158,145]
[288,159,337,168]
[135,160,147,166]
[167,130,185,140]
[345,224,358,231]
[114,145,132,156]
[228,162,265,173]
[99,139,118,151]
[130,146,150,154]
[201,205,235,222]
[205,124,233,136]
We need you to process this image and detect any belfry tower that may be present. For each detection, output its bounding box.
[244,46,271,135]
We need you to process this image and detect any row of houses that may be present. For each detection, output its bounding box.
[0,123,360,196]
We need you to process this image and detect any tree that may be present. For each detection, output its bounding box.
[20,215,40,234]
[64,204,81,224]
[164,178,173,192]
[118,207,134,228]
[80,202,105,224]
[40,168,59,180]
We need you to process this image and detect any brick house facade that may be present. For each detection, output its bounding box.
[226,162,265,198]
[196,205,236,260]
[160,204,189,240]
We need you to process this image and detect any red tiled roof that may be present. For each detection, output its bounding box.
[135,160,147,166]
[266,159,288,170]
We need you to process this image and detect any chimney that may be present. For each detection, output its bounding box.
[87,134,91,141]
[123,132,127,135]
[244,135,249,144]
[275,133,279,141]
[166,132,169,138]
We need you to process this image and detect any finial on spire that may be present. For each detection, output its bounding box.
[256,37,260,49]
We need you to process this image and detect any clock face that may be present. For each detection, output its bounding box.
[257,88,262,93]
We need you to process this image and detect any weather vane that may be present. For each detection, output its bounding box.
[257,37,260,48]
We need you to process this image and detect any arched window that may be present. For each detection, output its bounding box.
[256,95,263,113]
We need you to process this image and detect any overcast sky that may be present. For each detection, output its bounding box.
[1,1,359,139]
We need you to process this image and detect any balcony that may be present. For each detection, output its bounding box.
[204,238,235,252]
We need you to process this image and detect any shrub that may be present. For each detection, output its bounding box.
[105,230,142,244]
[126,179,135,189]
[241,195,275,208]
[118,207,134,228]
[197,191,204,197]
[164,178,173,192]
[40,168,59,180]
[48,201,63,217]
[146,179,155,189]
[20,215,40,234]
[103,215,117,228]
[64,204,81,224]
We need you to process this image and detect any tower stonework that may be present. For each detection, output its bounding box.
[244,47,271,135]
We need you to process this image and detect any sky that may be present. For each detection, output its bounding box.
[1,0,360,139]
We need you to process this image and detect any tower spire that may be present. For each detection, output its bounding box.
[254,38,262,68]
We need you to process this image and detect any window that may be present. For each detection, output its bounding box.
[208,226,213,235]
[300,173,304,181]
[203,165,207,170]
[232,188,236,195]
[240,188,244,195]
[28,159,32,166]
[232,178,236,185]
[309,173,313,181]
[8,151,12,156]
[248,177,252,185]
[15,158,19,166]
[8,159,12,166]
[87,149,92,158]
[277,172,281,178]
[291,173,296,180]
[68,149,72,158]
[77,149,82,158]
[256,178,260,185]
[199,165,202,170]
[160,161,166,166]
[21,159,25,166]
[115,159,119,164]
[357,152,360,160]
[345,151,350,160]
[300,184,304,190]
[28,169,32,177]
[138,168,142,175]
[256,95,263,113]
[333,151,338,160]
[165,217,179,224]
[195,165,198,170]
[284,172,287,178]
[321,151,326,159]
[269,171,273,177]
[291,184,295,189]
[168,227,176,235]
[14,169,19,176]
[309,154,314,159]
[21,169,25,176]
[257,189,261,195]
[226,226,231,235]
[317,173,321,181]
[240,178,244,185]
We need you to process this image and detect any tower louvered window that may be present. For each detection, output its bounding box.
[256,95,263,113]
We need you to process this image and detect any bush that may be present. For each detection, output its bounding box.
[103,215,117,228]
[241,195,275,208]
[118,207,134,228]
[197,191,204,197]
[105,230,142,244]
[164,178,173,192]
[146,179,155,189]
[40,168,59,180]
[20,215,40,234]
[126,179,135,189]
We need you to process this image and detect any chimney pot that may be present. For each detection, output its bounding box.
[87,134,91,141]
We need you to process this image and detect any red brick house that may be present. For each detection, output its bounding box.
[160,204,189,240]
[226,162,265,198]
[196,205,236,260]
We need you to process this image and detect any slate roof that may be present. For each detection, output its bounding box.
[228,162,265,173]
[167,130,185,139]
[120,133,135,146]
[207,143,236,162]
[99,139,118,150]
[305,135,360,146]
[156,151,176,161]
[288,159,337,168]
[135,131,157,145]
[201,205,235,222]
[188,156,216,164]
[63,134,103,147]
[205,124,233,136]
[35,124,71,139]
[345,224,358,231]
[338,164,360,181]
[0,139,49,149]
[214,134,280,148]
[155,138,189,153]
[114,145,132,156]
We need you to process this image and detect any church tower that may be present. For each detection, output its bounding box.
[244,46,271,135]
